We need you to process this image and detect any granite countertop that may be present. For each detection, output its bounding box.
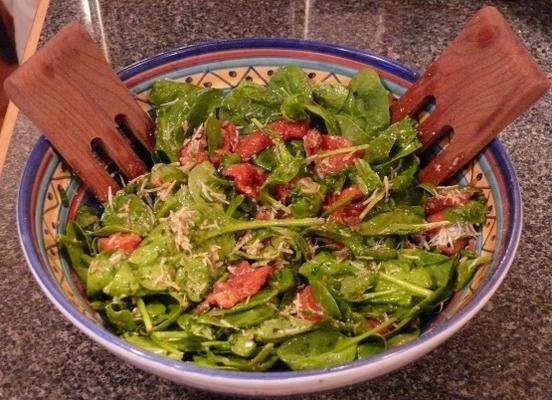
[1,1,551,398]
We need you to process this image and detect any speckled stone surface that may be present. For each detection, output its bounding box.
[1,1,551,399]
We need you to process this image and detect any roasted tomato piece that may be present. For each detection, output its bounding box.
[438,237,468,256]
[269,120,310,140]
[329,202,365,226]
[320,135,351,150]
[98,233,142,254]
[303,129,322,155]
[210,121,239,166]
[223,163,267,199]
[201,261,272,310]
[366,318,392,335]
[304,132,363,176]
[235,131,273,161]
[179,131,208,171]
[424,211,468,255]
[274,177,301,203]
[317,137,363,176]
[297,285,324,321]
[424,189,475,215]
[325,185,364,207]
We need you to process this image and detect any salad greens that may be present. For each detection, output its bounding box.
[59,65,490,371]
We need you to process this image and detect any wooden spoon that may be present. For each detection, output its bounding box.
[391,6,549,184]
[4,22,154,202]
[4,6,549,203]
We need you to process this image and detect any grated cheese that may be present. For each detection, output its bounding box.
[428,223,479,248]
[167,207,197,252]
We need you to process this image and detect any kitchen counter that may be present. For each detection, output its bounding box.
[1,1,551,398]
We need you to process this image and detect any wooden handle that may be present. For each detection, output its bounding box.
[4,22,154,201]
[391,6,549,184]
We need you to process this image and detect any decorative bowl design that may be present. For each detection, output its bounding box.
[17,39,521,396]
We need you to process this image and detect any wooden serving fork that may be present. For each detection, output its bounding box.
[5,22,154,202]
[391,6,549,184]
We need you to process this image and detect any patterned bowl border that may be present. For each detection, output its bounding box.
[16,38,521,395]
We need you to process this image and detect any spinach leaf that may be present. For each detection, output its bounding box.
[220,81,282,133]
[454,255,490,290]
[175,255,212,302]
[340,68,390,135]
[148,79,202,106]
[123,332,183,360]
[350,159,382,195]
[371,118,421,168]
[313,82,349,112]
[152,99,189,162]
[205,113,222,155]
[101,194,154,236]
[358,207,449,236]
[254,316,318,342]
[74,205,99,229]
[188,161,231,205]
[199,305,276,328]
[59,221,92,282]
[269,64,312,100]
[103,262,140,298]
[277,330,357,370]
[105,300,137,332]
[443,200,488,224]
[289,179,327,218]
[387,330,420,348]
[304,103,339,134]
[86,250,126,296]
[336,114,371,145]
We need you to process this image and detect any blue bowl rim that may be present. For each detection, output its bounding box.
[17,37,522,381]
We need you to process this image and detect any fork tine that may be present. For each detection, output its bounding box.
[71,152,121,202]
[119,112,155,151]
[417,109,450,150]
[390,75,435,123]
[98,127,149,179]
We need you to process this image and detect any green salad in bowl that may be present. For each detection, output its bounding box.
[59,65,489,372]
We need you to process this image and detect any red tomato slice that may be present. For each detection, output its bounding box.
[297,285,324,321]
[426,211,446,223]
[425,211,468,255]
[424,189,474,215]
[304,132,363,176]
[274,177,301,203]
[329,202,365,226]
[303,129,322,155]
[235,131,273,161]
[223,163,267,199]
[98,233,142,254]
[210,121,239,166]
[202,261,272,310]
[438,237,468,256]
[269,120,310,140]
[325,185,364,207]
[366,318,392,335]
[320,135,351,150]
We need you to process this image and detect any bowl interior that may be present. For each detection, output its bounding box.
[17,39,519,379]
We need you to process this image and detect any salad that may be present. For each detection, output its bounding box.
[59,65,490,371]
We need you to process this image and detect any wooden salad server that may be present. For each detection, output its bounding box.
[4,22,154,202]
[391,6,549,184]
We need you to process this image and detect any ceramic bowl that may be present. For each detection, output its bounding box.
[17,39,521,396]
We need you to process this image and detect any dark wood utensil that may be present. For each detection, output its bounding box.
[4,22,154,202]
[391,6,549,184]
